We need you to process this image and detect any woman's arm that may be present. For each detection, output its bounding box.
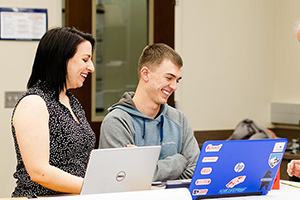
[13,95,83,194]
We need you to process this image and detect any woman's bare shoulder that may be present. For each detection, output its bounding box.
[14,95,48,123]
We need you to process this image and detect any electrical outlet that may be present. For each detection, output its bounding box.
[5,91,25,108]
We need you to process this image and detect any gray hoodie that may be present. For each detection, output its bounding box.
[99,92,200,181]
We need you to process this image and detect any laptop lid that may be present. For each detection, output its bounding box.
[189,138,287,199]
[81,146,161,195]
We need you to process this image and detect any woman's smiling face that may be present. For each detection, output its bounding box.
[66,40,94,90]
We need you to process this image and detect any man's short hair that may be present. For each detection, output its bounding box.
[137,43,183,78]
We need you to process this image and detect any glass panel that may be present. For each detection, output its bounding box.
[95,0,148,117]
[62,0,65,27]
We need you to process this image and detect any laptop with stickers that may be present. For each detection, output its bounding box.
[81,146,161,195]
[189,138,287,199]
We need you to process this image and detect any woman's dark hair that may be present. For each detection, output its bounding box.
[27,27,95,97]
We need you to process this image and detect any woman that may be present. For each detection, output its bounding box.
[11,27,96,197]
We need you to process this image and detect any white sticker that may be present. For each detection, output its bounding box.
[273,142,285,152]
[196,179,211,185]
[234,162,245,173]
[205,144,223,152]
[226,176,246,188]
[192,189,208,196]
[201,167,212,175]
[268,153,283,168]
[202,157,219,163]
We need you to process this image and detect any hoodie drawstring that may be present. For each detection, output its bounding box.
[142,119,146,139]
[160,115,164,142]
[142,115,164,143]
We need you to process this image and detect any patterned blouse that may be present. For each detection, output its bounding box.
[11,82,96,197]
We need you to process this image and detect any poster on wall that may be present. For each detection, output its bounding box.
[0,7,47,41]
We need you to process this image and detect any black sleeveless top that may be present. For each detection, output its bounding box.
[11,82,96,197]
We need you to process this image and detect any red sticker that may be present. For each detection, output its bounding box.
[196,179,211,185]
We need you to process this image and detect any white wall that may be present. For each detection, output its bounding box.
[274,0,300,103]
[175,0,300,130]
[0,0,61,197]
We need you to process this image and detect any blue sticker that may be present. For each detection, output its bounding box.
[219,187,247,194]
[268,153,283,168]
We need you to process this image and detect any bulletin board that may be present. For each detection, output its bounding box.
[0,7,48,41]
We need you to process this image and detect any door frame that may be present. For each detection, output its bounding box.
[65,0,175,148]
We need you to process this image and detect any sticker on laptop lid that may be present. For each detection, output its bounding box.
[202,157,219,163]
[259,170,272,190]
[201,167,212,175]
[273,142,285,152]
[205,144,223,152]
[195,179,211,186]
[219,187,247,194]
[226,175,246,188]
[234,162,245,173]
[268,153,283,168]
[192,189,208,196]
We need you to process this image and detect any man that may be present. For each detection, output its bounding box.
[99,43,200,181]
[286,25,300,179]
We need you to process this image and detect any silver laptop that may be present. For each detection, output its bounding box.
[80,146,161,195]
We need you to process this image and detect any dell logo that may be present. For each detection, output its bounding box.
[116,171,126,182]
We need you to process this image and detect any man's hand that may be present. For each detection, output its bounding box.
[287,160,300,178]
[125,144,137,148]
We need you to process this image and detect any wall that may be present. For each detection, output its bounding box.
[274,0,300,103]
[175,0,300,130]
[0,0,61,197]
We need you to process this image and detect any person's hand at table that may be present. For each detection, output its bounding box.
[287,160,300,178]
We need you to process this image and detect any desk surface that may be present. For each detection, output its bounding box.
[217,180,300,200]
[2,181,300,200]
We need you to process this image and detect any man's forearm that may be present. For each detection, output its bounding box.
[153,153,188,181]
